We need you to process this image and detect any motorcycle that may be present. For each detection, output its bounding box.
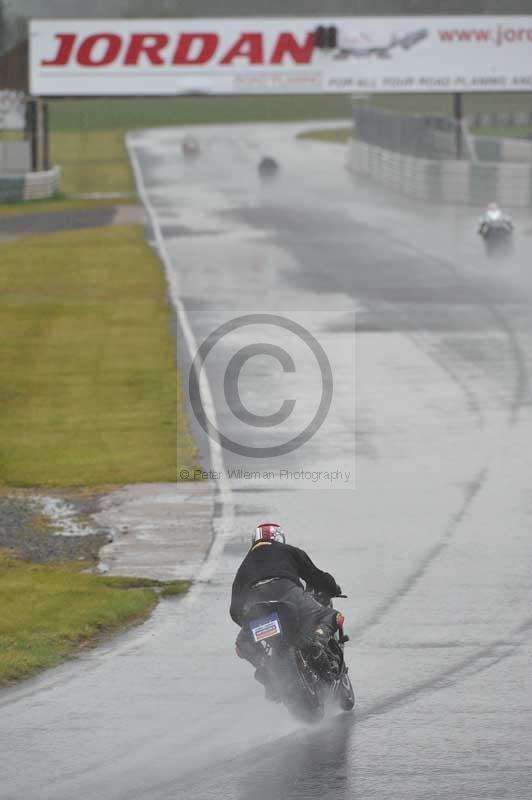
[479,219,513,258]
[258,156,279,180]
[182,135,201,159]
[242,588,355,723]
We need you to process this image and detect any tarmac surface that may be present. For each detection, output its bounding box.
[0,203,144,241]
[1,121,532,799]
[97,483,214,581]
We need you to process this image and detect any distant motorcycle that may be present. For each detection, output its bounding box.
[478,203,514,258]
[479,219,513,258]
[182,135,201,159]
[242,588,354,723]
[258,156,279,180]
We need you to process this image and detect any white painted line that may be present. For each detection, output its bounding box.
[126,133,235,595]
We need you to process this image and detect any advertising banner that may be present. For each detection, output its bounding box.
[30,16,532,96]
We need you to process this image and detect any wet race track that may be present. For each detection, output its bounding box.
[2,122,532,799]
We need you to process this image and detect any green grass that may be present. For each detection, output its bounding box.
[301,122,531,147]
[48,95,532,135]
[45,94,532,197]
[49,96,353,133]
[470,126,532,140]
[0,549,189,685]
[48,96,353,196]
[0,195,136,217]
[95,575,190,594]
[298,127,352,144]
[369,93,532,116]
[51,129,136,196]
[0,224,196,487]
[159,581,191,598]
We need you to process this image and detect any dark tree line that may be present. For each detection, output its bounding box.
[2,0,532,54]
[7,0,532,20]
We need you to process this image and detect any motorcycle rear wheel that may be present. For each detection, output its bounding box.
[337,670,355,711]
[277,647,324,723]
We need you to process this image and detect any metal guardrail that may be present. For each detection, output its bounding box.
[0,166,60,202]
[352,104,532,165]
[348,139,532,208]
[468,111,532,131]
[352,105,466,161]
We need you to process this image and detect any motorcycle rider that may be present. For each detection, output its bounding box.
[230,522,342,697]
[478,201,513,237]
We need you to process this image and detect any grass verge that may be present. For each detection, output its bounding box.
[0,549,189,686]
[49,95,353,133]
[368,93,532,116]
[9,93,527,202]
[51,129,136,196]
[298,127,352,144]
[470,125,532,140]
[0,224,196,487]
[49,96,353,196]
[0,195,136,218]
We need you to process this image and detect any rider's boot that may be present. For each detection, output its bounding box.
[254,659,282,702]
[308,627,331,669]
[236,638,280,702]
[254,664,281,702]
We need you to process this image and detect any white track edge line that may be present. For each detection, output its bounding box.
[126,133,235,593]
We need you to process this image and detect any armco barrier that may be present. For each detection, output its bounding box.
[473,135,532,163]
[348,140,532,208]
[0,166,60,203]
[0,175,25,203]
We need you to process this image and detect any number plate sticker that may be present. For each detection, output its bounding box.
[249,612,282,643]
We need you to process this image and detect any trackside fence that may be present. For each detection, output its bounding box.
[350,104,532,208]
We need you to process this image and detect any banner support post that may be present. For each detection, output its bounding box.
[453,92,463,160]
[25,99,38,172]
[43,101,50,171]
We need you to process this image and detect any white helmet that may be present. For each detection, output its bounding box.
[252,522,286,546]
[486,201,502,220]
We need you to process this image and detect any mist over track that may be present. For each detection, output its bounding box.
[1,121,532,800]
